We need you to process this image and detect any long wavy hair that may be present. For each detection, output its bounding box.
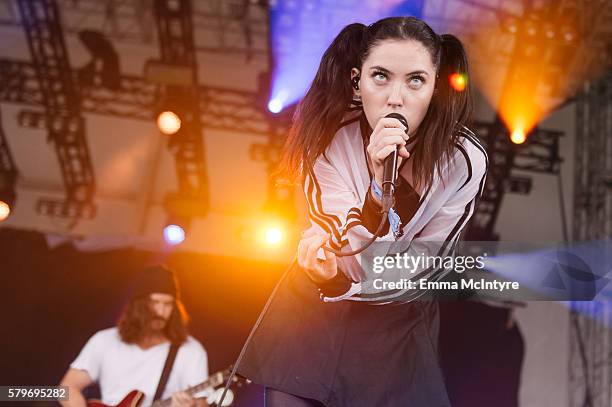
[117,296,190,345]
[281,16,473,191]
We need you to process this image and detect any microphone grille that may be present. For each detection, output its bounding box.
[385,112,409,132]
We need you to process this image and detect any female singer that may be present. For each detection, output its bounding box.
[238,16,488,407]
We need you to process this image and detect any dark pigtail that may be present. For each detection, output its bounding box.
[437,33,473,130]
[281,23,367,179]
[410,33,473,190]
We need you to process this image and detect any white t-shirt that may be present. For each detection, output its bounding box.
[71,327,208,407]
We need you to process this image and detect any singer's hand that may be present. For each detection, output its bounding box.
[366,117,410,189]
[297,232,338,283]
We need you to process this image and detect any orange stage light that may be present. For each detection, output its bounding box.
[263,224,284,246]
[0,201,11,221]
[157,111,181,135]
[510,128,527,144]
[449,73,467,92]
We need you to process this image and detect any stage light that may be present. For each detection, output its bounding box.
[543,23,555,40]
[511,128,526,144]
[269,0,428,109]
[449,73,467,92]
[163,223,186,245]
[561,26,576,43]
[0,200,10,221]
[502,17,519,34]
[524,19,538,37]
[266,88,290,114]
[263,224,284,246]
[267,98,283,114]
[0,172,16,222]
[157,111,181,135]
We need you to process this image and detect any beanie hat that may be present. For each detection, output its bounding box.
[132,265,179,299]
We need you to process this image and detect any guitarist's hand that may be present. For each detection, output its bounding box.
[171,391,201,407]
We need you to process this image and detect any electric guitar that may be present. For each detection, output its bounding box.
[87,368,245,407]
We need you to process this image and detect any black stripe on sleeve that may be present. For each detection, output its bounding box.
[454,143,472,191]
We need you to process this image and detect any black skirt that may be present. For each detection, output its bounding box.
[237,262,451,407]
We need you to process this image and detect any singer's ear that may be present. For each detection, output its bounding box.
[350,68,361,94]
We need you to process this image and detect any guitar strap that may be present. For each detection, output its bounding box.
[153,342,180,401]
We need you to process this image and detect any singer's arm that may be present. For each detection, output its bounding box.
[302,153,420,294]
[318,135,489,302]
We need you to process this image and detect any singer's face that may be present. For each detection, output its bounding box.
[353,39,436,136]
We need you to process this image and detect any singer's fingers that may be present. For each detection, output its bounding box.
[322,247,338,275]
[368,134,405,157]
[398,145,410,158]
[323,246,336,262]
[379,134,407,148]
[296,236,308,268]
[373,126,408,142]
[375,144,399,161]
[370,119,408,144]
[376,117,409,132]
[304,234,329,271]
[297,234,319,268]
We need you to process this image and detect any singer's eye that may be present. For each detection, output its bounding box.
[408,75,425,89]
[372,71,387,83]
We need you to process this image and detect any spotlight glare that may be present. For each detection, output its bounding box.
[0,201,10,221]
[267,98,283,114]
[263,225,284,246]
[157,111,181,135]
[511,129,526,144]
[163,224,185,245]
[449,73,467,92]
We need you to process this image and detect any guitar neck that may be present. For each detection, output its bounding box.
[151,370,226,407]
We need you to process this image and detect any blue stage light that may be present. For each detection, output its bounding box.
[268,1,425,108]
[268,98,283,113]
[163,224,186,245]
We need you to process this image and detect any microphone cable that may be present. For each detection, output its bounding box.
[218,114,406,403]
[216,194,391,406]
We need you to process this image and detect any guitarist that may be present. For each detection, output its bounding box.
[59,265,209,407]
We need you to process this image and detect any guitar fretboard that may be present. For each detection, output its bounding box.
[151,370,228,407]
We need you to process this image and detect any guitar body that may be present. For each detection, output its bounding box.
[86,367,246,406]
[87,390,144,407]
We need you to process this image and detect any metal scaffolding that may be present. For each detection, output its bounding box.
[17,0,96,220]
[152,0,209,218]
[0,108,18,207]
[569,71,612,407]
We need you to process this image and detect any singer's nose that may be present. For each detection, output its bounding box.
[387,83,403,107]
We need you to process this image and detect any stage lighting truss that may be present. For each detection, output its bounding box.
[152,0,209,222]
[573,71,612,242]
[464,120,564,242]
[0,58,274,136]
[494,1,610,107]
[0,0,270,57]
[570,71,612,407]
[0,27,279,226]
[0,108,18,219]
[463,1,585,242]
[16,0,96,221]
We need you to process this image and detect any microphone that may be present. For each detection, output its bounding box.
[381,112,409,211]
